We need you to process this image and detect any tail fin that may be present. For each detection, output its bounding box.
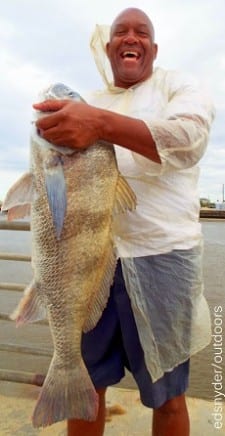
[32,354,98,428]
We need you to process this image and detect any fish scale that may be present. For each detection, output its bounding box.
[2,82,136,428]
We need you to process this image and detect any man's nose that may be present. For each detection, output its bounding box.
[123,30,138,43]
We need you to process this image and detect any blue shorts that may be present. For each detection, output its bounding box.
[81,258,190,409]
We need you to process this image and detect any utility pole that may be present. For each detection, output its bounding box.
[223,184,224,203]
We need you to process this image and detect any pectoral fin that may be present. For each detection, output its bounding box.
[44,155,67,240]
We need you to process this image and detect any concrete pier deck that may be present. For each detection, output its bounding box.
[1,380,224,435]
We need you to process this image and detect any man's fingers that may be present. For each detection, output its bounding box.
[35,113,59,130]
[33,99,68,112]
[39,126,61,143]
[33,99,72,130]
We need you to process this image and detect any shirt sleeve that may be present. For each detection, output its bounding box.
[133,71,215,174]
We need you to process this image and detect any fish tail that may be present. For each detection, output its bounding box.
[32,354,99,428]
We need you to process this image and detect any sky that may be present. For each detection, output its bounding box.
[0,0,224,202]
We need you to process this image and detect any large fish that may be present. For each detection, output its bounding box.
[2,83,136,427]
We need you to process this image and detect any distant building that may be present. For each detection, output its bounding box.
[216,201,225,210]
[200,198,210,207]
[200,198,215,209]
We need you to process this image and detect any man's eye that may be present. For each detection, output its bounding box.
[138,31,149,36]
[115,31,126,36]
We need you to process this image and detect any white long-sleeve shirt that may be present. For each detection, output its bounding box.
[88,67,215,257]
[87,25,214,381]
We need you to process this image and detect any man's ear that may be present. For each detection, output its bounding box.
[153,43,158,60]
[106,42,110,58]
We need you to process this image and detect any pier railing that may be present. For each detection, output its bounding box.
[0,220,31,292]
[0,219,50,386]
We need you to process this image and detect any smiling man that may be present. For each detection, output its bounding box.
[33,7,214,436]
[106,9,157,88]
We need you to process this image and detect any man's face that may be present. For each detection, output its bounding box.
[106,9,158,89]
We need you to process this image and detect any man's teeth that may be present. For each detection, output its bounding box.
[122,51,139,58]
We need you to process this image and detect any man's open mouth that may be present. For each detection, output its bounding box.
[121,51,141,60]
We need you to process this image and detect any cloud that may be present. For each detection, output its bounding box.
[0,0,225,202]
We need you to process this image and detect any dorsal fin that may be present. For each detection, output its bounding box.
[2,172,34,220]
[82,243,117,333]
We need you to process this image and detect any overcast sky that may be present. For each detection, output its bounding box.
[0,0,224,202]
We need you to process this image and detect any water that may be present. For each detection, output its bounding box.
[190,220,225,400]
[202,220,225,245]
[0,217,32,284]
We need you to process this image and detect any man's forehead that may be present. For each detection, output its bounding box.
[113,19,150,28]
[110,8,154,39]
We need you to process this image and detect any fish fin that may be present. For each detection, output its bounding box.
[83,246,117,333]
[113,174,136,214]
[32,355,98,427]
[10,279,46,326]
[44,156,67,240]
[2,172,34,219]
[7,204,31,221]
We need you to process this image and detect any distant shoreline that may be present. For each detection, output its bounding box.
[1,210,225,223]
[200,208,225,219]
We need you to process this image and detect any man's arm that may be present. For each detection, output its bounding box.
[33,99,161,164]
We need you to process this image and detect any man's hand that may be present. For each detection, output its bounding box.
[33,99,161,164]
[33,99,101,149]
